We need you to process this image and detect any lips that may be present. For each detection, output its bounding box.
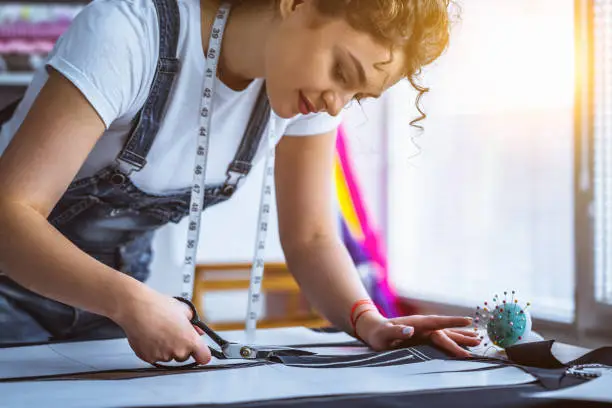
[299,91,316,115]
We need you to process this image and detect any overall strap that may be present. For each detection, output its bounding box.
[221,83,271,196]
[115,0,181,173]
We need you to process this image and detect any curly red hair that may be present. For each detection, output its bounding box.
[229,0,456,127]
[314,0,454,127]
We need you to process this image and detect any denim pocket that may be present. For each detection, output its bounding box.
[48,196,101,227]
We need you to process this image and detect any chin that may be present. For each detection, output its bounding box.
[269,99,298,119]
[264,85,299,119]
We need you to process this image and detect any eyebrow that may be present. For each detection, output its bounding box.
[347,50,367,87]
[343,48,383,99]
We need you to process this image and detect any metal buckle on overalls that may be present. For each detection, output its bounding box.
[110,159,141,186]
[221,171,244,196]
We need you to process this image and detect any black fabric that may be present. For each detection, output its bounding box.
[454,340,612,390]
[274,346,448,368]
[565,344,612,367]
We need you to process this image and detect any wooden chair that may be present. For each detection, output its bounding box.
[192,262,330,331]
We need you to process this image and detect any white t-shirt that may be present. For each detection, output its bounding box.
[0,0,342,194]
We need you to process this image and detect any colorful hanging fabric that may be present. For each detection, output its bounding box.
[334,124,400,317]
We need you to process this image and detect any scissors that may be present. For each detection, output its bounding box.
[152,297,316,369]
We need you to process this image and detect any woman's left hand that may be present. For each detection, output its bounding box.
[357,313,481,357]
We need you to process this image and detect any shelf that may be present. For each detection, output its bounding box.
[0,72,33,86]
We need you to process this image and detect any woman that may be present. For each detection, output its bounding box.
[0,0,480,365]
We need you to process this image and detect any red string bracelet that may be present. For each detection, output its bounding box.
[352,307,377,329]
[350,299,375,324]
[350,299,378,340]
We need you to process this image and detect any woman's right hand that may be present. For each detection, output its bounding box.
[113,289,212,366]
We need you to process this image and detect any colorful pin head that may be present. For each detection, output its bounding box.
[472,290,532,349]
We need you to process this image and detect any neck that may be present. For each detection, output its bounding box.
[201,1,275,91]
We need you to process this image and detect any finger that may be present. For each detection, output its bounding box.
[135,350,155,365]
[128,339,154,365]
[445,330,482,347]
[194,326,205,336]
[390,339,403,349]
[445,330,482,346]
[173,297,195,320]
[447,328,480,338]
[157,353,173,363]
[190,336,212,365]
[174,350,193,363]
[430,330,472,358]
[380,323,415,344]
[367,322,414,351]
[417,316,473,331]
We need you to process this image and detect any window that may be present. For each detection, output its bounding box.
[387,0,576,323]
[594,0,612,306]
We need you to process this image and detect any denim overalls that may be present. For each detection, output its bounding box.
[0,0,270,345]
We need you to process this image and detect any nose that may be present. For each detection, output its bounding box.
[322,90,352,117]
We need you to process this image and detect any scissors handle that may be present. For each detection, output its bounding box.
[151,297,228,368]
[174,296,229,349]
[152,297,318,368]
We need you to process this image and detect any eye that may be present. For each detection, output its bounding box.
[334,62,348,84]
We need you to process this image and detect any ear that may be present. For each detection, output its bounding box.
[278,0,307,19]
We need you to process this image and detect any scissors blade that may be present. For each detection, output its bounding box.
[208,346,226,360]
[222,344,316,360]
[254,347,317,359]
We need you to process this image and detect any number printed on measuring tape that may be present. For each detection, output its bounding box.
[180,2,277,337]
[181,3,276,333]
[180,3,231,301]
[245,129,276,334]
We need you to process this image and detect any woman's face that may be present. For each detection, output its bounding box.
[265,1,406,119]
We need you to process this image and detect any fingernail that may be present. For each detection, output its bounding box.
[402,326,414,336]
